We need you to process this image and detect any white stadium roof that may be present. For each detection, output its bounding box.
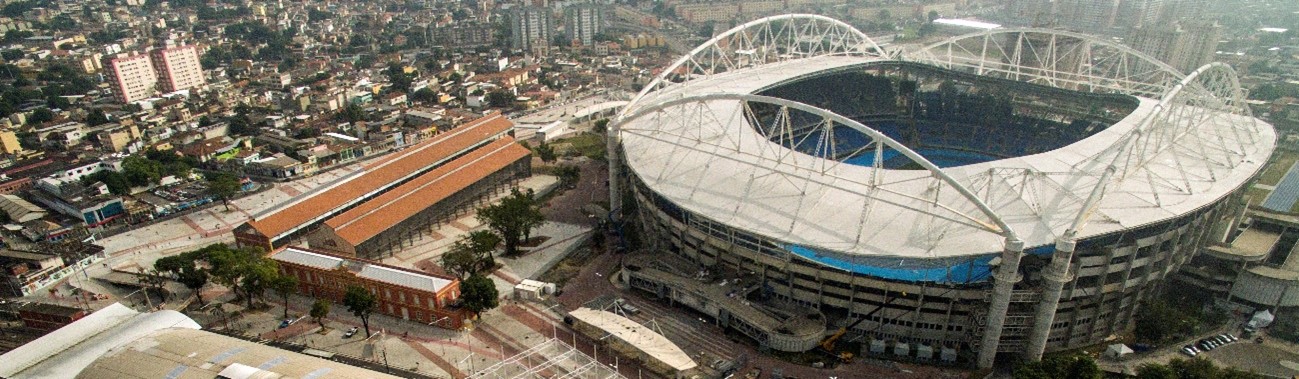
[615,20,1274,262]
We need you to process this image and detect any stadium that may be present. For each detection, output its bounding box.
[608,15,1274,367]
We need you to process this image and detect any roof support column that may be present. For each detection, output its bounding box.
[608,121,623,222]
[1025,237,1076,361]
[978,238,1023,369]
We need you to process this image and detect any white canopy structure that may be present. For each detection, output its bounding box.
[609,14,1274,368]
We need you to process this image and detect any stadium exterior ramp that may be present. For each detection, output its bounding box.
[611,16,1274,369]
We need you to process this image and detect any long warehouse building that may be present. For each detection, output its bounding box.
[234,112,530,259]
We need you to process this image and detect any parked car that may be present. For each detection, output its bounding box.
[1181,346,1198,357]
[343,327,359,338]
[278,319,293,329]
[1226,334,1238,342]
[745,368,762,379]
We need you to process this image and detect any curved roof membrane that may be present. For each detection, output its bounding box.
[616,20,1274,265]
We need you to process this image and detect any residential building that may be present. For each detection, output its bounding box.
[30,179,126,228]
[564,4,605,46]
[1055,0,1120,32]
[429,24,496,48]
[102,53,158,103]
[17,302,86,332]
[269,246,467,329]
[149,44,204,93]
[1,249,64,297]
[0,129,22,154]
[1115,0,1166,28]
[510,6,554,51]
[1127,19,1221,73]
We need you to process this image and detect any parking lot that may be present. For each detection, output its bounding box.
[1201,339,1299,377]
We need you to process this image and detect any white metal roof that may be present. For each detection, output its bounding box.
[619,55,1274,260]
[567,308,697,372]
[934,18,1001,30]
[356,264,452,293]
[270,247,344,270]
[0,303,201,379]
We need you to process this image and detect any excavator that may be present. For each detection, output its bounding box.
[819,293,907,363]
[819,318,867,363]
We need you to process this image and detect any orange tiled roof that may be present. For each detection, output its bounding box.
[325,136,530,246]
[246,113,512,242]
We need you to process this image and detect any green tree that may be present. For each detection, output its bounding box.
[239,258,278,309]
[227,113,257,136]
[122,155,164,187]
[206,172,242,211]
[1,49,23,60]
[412,87,438,103]
[26,107,53,125]
[384,62,413,93]
[154,255,191,276]
[85,109,109,126]
[485,90,515,108]
[178,266,209,307]
[460,274,499,314]
[534,142,557,162]
[440,230,501,279]
[1012,354,1101,379]
[271,274,298,319]
[1134,299,1196,343]
[85,171,131,195]
[204,245,276,309]
[555,165,580,188]
[477,188,545,257]
[343,285,377,338]
[135,268,168,305]
[310,299,331,328]
[1135,363,1176,379]
[593,118,609,134]
[338,102,366,123]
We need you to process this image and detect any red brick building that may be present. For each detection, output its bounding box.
[18,302,87,332]
[269,246,466,329]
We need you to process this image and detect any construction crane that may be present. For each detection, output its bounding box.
[819,291,913,363]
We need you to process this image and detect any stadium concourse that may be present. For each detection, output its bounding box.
[608,14,1274,368]
[233,112,532,260]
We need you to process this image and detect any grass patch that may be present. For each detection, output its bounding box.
[554,133,605,160]
[1258,150,1299,186]
[1247,187,1272,207]
[537,239,600,289]
[1272,307,1299,343]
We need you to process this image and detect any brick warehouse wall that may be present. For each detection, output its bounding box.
[275,250,467,330]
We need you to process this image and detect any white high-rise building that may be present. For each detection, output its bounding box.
[103,43,206,103]
[510,7,554,50]
[564,4,604,46]
[103,53,158,103]
[150,44,205,93]
[1128,19,1220,73]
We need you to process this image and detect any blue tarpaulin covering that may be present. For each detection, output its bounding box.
[786,244,1054,284]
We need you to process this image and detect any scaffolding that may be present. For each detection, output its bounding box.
[467,338,627,379]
